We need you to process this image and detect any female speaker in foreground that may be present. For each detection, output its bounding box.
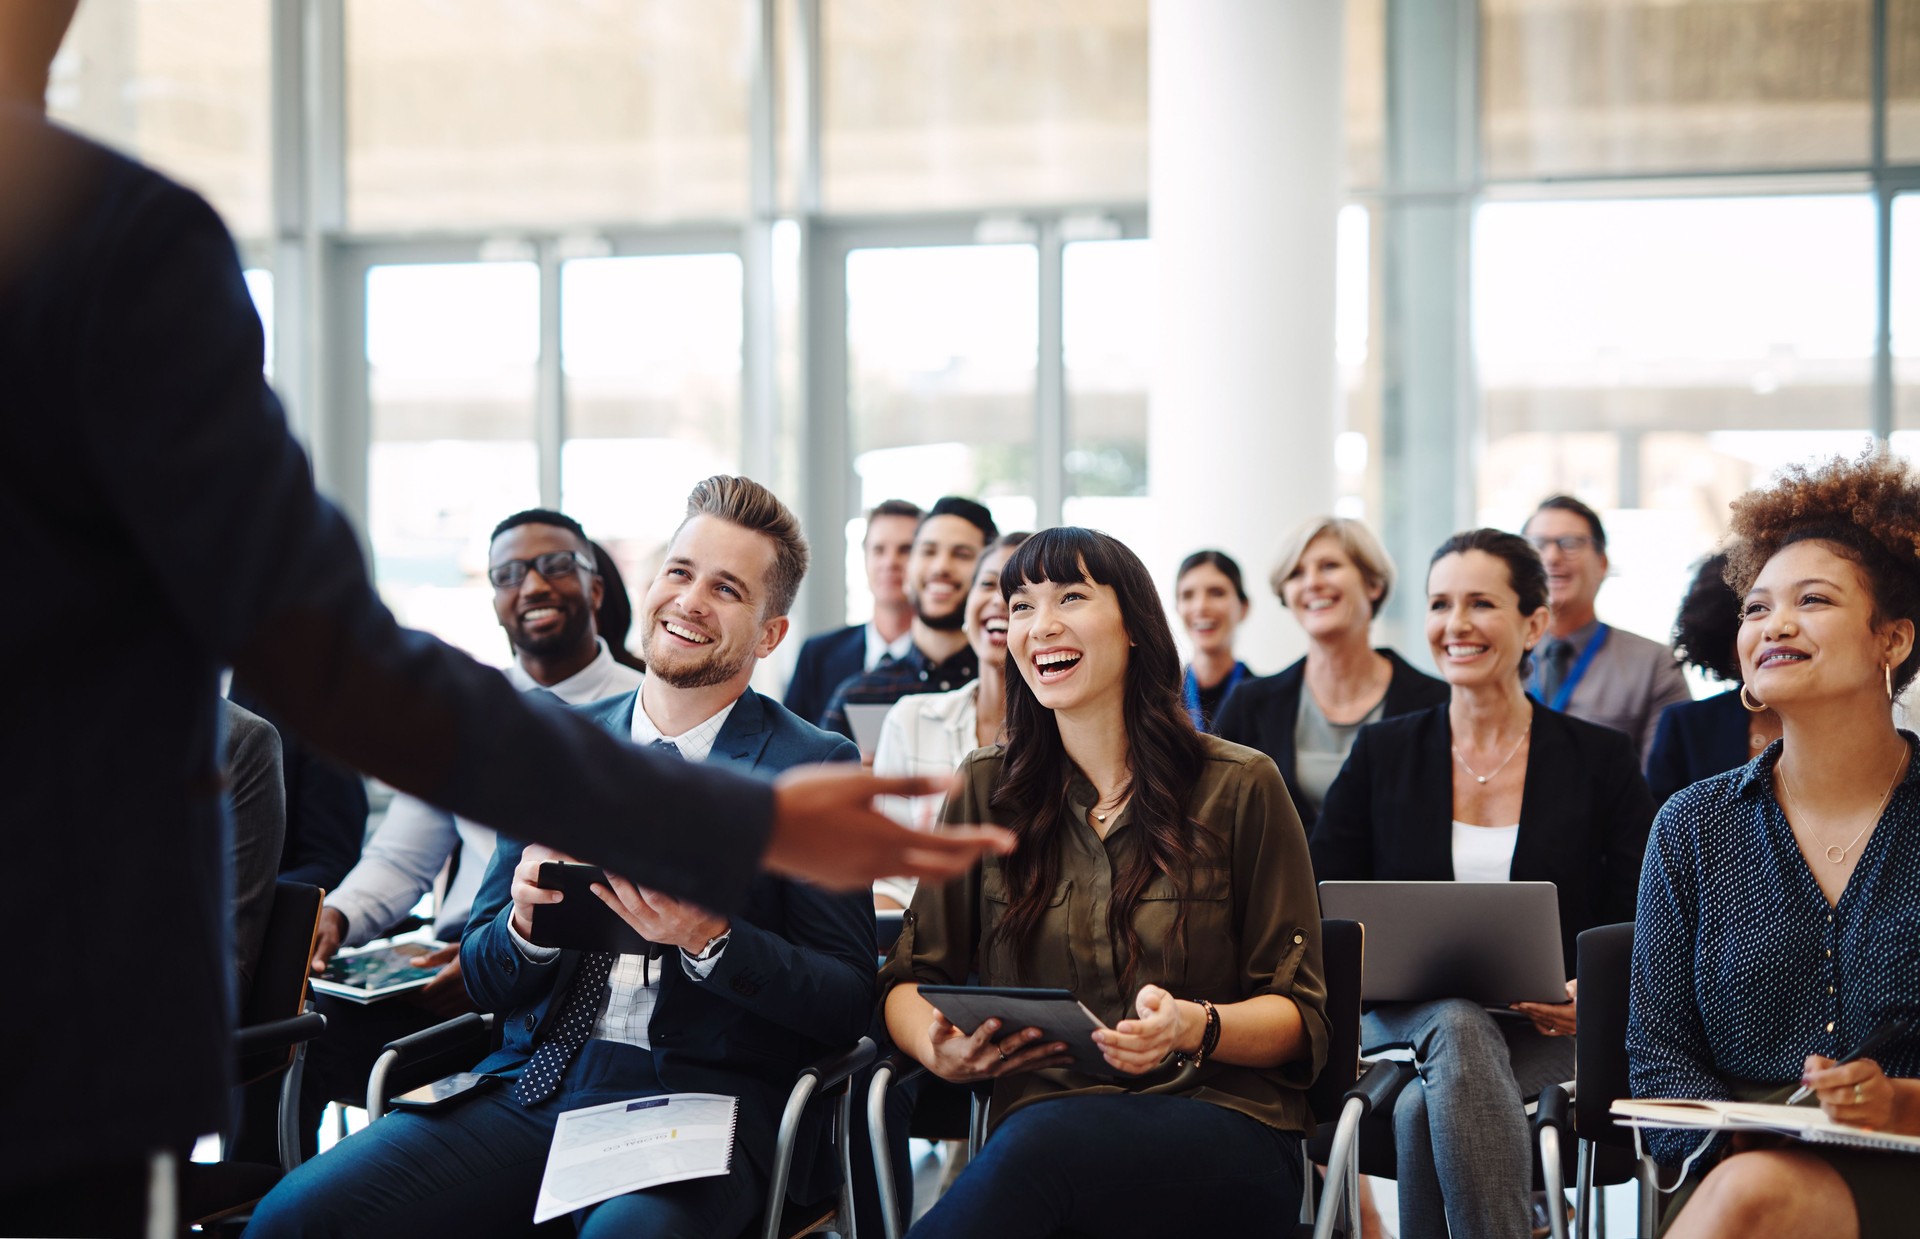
[1311,528,1654,1239]
[881,527,1328,1237]
[1629,451,1920,1239]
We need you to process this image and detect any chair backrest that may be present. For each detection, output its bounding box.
[238,880,323,1084]
[1307,918,1363,1125]
[1573,921,1635,1148]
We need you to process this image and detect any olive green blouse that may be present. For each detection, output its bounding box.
[879,733,1330,1135]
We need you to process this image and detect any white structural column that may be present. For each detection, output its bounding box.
[1148,0,1345,673]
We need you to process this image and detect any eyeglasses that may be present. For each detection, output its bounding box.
[487,550,596,590]
[1526,535,1593,556]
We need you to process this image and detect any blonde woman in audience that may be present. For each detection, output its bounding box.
[1216,516,1449,830]
[1174,549,1253,733]
[1630,451,1920,1239]
[872,532,1028,908]
[883,527,1327,1237]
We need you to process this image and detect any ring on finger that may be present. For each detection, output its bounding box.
[1854,1082,1865,1104]
[997,1044,1010,1060]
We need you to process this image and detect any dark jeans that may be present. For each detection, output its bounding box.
[908,1093,1303,1239]
[243,1044,762,1239]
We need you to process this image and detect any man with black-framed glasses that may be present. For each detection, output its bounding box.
[1523,494,1691,765]
[288,509,645,1159]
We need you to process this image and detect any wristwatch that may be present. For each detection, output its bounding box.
[684,929,732,962]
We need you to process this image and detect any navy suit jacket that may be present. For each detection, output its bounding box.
[461,689,871,1193]
[1215,649,1451,832]
[1645,688,1748,808]
[1310,701,1654,975]
[1,111,779,1188]
[783,624,866,727]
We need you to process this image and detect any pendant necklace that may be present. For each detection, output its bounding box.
[1778,748,1908,865]
[1452,724,1532,785]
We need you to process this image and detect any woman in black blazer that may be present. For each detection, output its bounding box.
[1645,552,1779,805]
[1216,516,1449,830]
[1311,529,1655,1239]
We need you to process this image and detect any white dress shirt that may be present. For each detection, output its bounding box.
[506,676,739,1049]
[1450,820,1521,884]
[865,622,914,672]
[323,639,642,945]
[870,681,983,906]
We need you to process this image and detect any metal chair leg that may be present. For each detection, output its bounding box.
[1539,1125,1567,1239]
[1573,1139,1593,1239]
[1313,1096,1365,1239]
[867,1063,906,1239]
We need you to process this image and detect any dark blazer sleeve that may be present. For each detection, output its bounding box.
[458,837,562,1016]
[223,701,286,1000]
[70,176,776,915]
[1591,726,1657,927]
[1215,659,1310,825]
[1646,701,1690,808]
[234,681,367,889]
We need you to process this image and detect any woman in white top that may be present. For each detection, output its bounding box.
[873,533,1029,907]
[1310,528,1654,1239]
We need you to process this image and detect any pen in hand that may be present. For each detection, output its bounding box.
[1786,1014,1912,1105]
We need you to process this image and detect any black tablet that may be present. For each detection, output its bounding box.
[528,862,659,957]
[917,985,1122,1079]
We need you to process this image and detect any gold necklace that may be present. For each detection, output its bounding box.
[1090,787,1131,823]
[1778,748,1909,865]
[1452,725,1532,785]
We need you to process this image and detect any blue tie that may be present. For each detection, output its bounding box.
[513,950,614,1105]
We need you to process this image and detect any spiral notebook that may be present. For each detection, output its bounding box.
[533,1092,739,1224]
[1612,1098,1920,1154]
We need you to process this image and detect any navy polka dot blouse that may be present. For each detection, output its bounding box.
[1627,736,1920,1166]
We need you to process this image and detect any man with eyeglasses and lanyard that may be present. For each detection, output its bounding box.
[286,509,645,1157]
[1,5,1008,1228]
[1523,495,1691,765]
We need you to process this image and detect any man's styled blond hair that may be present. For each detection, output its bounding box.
[680,475,811,618]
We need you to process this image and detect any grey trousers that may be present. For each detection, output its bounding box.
[1362,998,1575,1239]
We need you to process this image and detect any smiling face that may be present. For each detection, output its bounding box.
[1737,540,1914,712]
[908,514,986,632]
[1176,563,1248,659]
[1007,570,1131,717]
[964,542,1018,666]
[1280,533,1380,643]
[490,523,603,660]
[1524,507,1608,616]
[1426,549,1550,690]
[864,513,918,611]
[638,515,787,691]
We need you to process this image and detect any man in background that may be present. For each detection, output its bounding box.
[784,498,921,726]
[293,509,643,1155]
[822,497,997,743]
[1522,494,1691,764]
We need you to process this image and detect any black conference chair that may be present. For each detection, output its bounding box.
[1533,922,1659,1239]
[179,880,330,1230]
[366,1015,877,1239]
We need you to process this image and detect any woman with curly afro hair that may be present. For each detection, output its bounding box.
[1643,552,1782,805]
[1628,449,1920,1239]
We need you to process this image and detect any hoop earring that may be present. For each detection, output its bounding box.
[1740,684,1768,714]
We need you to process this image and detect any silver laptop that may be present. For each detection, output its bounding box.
[844,703,894,759]
[1317,880,1568,1006]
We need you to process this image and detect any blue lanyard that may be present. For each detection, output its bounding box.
[1533,624,1609,711]
[1184,661,1246,732]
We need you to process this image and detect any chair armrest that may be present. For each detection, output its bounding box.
[380,1011,492,1060]
[234,1011,327,1058]
[1534,1081,1572,1138]
[1346,1057,1416,1119]
[796,1036,879,1093]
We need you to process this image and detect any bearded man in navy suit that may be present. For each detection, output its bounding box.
[249,477,873,1238]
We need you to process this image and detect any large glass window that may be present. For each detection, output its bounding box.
[844,242,1038,618]
[367,262,541,664]
[1062,238,1151,551]
[47,0,272,235]
[560,253,744,594]
[1893,195,1920,436]
[1893,0,1920,161]
[345,0,752,230]
[820,0,1148,211]
[1475,195,1877,642]
[1481,0,1874,179]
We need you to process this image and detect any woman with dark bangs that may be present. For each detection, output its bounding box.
[880,527,1329,1237]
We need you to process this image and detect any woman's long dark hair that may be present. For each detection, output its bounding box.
[987,528,1213,991]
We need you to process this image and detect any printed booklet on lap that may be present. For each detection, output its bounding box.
[533,1093,739,1224]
